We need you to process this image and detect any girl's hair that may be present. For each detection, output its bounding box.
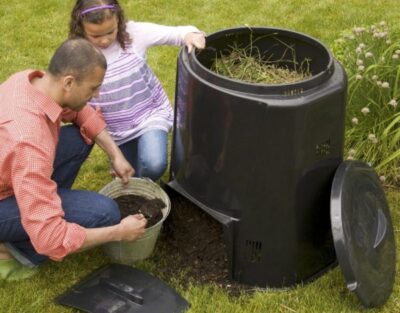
[69,0,132,50]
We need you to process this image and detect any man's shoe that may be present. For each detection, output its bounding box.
[0,259,37,281]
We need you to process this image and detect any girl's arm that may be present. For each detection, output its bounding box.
[127,21,204,58]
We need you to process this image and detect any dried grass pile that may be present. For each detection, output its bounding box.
[211,37,312,84]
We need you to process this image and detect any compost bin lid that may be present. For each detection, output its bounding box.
[56,263,189,313]
[330,160,396,308]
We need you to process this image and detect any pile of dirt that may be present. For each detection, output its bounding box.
[154,191,250,295]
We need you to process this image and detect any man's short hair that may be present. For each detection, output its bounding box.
[48,38,107,82]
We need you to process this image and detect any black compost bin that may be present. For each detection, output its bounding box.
[169,27,346,287]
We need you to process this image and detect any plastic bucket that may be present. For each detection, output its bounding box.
[99,178,171,264]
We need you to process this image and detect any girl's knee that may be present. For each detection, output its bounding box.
[139,157,167,181]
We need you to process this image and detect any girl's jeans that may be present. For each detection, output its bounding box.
[119,129,168,181]
[0,125,120,267]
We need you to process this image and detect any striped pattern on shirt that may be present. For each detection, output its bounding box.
[89,50,173,145]
[88,21,200,145]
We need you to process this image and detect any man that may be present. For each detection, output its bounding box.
[0,38,147,281]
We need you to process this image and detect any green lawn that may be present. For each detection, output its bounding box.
[0,0,399,312]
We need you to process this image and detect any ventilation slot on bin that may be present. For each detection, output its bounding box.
[245,240,263,263]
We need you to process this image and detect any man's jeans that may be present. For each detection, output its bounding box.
[0,125,120,267]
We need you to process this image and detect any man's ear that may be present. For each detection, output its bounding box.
[62,75,75,92]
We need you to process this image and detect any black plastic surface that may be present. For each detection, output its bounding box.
[170,27,347,287]
[56,264,189,313]
[331,160,396,307]
[191,27,334,95]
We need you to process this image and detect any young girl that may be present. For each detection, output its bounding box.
[69,0,205,181]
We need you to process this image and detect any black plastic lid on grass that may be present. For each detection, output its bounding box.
[56,264,189,313]
[330,160,396,307]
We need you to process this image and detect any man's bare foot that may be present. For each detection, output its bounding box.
[0,243,12,260]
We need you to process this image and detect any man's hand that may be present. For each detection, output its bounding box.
[79,214,147,252]
[110,154,135,184]
[117,214,147,241]
[184,32,206,53]
[94,129,134,184]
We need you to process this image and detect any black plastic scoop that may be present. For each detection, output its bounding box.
[56,263,189,313]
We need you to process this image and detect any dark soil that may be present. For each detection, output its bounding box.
[114,195,164,228]
[114,191,250,295]
[154,190,250,296]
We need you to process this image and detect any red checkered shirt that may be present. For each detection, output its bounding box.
[0,70,106,261]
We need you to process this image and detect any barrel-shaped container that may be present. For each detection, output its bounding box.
[169,27,347,287]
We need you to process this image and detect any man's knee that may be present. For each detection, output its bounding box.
[58,125,93,160]
[95,195,120,226]
[62,191,121,228]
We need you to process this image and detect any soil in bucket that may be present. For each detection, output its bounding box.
[114,195,164,228]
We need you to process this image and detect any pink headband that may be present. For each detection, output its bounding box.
[80,4,116,16]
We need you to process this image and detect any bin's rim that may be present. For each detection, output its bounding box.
[99,177,171,232]
[183,25,336,95]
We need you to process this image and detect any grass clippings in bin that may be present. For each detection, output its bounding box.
[211,36,312,84]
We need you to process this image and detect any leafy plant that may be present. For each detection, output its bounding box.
[332,21,400,185]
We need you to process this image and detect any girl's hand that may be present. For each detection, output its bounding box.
[184,31,206,53]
